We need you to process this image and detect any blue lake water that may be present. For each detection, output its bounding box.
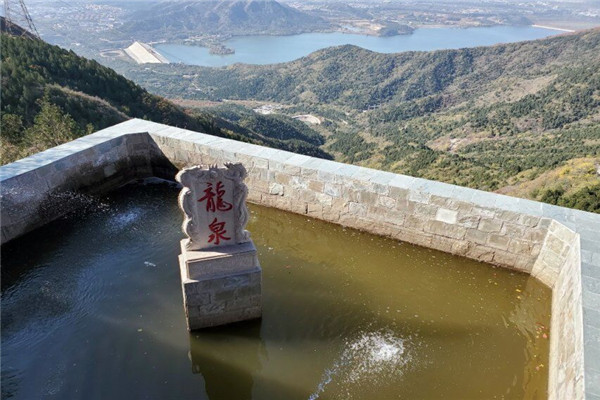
[155,26,558,67]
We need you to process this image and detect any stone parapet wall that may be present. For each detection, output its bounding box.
[548,234,584,399]
[1,119,598,399]
[152,130,551,275]
[0,133,156,243]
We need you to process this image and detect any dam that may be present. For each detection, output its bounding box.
[1,119,598,399]
[124,41,169,64]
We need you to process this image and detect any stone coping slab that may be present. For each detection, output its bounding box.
[1,118,599,399]
[181,240,259,281]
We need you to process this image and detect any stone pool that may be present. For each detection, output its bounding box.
[1,179,551,399]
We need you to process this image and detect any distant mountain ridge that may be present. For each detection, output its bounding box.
[135,29,600,110]
[124,0,330,39]
[127,29,600,212]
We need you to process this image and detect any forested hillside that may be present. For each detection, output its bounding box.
[0,28,330,163]
[128,29,600,212]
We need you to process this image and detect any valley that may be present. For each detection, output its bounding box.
[125,29,600,211]
[3,0,599,212]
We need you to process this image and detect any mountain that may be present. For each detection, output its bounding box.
[0,28,331,164]
[127,29,600,212]
[123,0,330,40]
[132,29,600,110]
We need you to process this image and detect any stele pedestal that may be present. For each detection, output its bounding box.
[176,163,261,330]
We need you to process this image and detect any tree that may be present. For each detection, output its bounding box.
[1,113,24,143]
[23,98,82,153]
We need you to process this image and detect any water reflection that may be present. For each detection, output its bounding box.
[189,320,265,400]
[510,276,552,399]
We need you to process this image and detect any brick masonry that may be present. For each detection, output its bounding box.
[1,119,599,399]
[179,240,262,330]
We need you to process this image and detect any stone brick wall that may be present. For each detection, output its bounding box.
[152,131,552,275]
[1,119,597,399]
[539,222,585,399]
[179,260,262,330]
[0,133,155,243]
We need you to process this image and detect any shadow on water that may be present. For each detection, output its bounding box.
[0,191,109,292]
[188,318,336,400]
[189,320,264,400]
[0,192,117,352]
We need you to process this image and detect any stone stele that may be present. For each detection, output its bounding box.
[176,163,262,330]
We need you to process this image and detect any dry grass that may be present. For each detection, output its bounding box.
[498,157,600,199]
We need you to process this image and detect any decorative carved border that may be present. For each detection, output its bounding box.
[176,163,250,250]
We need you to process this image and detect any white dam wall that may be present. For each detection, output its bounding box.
[124,41,169,64]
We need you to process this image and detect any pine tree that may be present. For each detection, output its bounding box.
[24,98,82,153]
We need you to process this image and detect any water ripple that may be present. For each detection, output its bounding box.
[309,330,411,400]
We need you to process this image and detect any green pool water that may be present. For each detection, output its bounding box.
[1,180,551,399]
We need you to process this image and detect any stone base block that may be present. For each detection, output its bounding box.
[179,240,262,330]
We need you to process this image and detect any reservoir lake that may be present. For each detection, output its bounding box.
[155,25,559,67]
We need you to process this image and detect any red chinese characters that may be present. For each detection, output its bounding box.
[197,181,233,212]
[198,181,233,246]
[208,217,230,245]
